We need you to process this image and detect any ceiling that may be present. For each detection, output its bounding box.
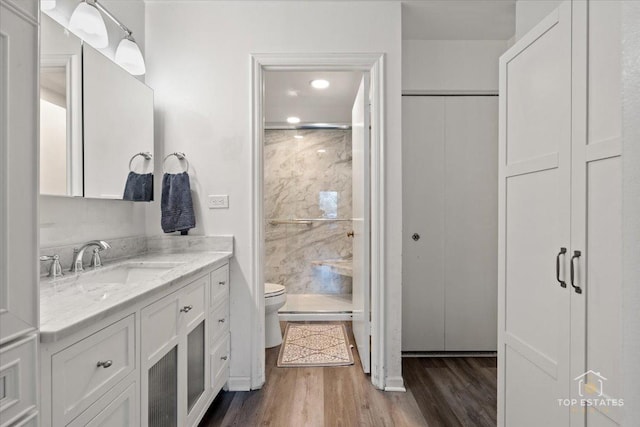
[402,0,516,40]
[264,71,363,126]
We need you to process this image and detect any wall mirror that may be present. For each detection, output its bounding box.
[40,14,83,197]
[40,14,154,200]
[82,44,154,199]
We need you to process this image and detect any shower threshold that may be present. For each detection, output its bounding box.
[279,294,353,321]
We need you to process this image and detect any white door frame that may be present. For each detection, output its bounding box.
[250,53,387,389]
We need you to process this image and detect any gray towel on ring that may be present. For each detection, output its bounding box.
[123,171,154,202]
[161,172,196,234]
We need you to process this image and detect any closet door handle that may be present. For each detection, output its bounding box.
[570,250,583,294]
[556,247,567,288]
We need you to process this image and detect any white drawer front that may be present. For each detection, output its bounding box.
[0,335,37,427]
[210,334,230,391]
[210,264,229,307]
[181,274,208,331]
[52,315,135,425]
[210,299,229,344]
[141,293,180,364]
[68,381,137,427]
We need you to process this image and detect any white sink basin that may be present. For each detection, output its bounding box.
[75,262,184,301]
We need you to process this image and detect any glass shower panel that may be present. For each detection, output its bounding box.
[187,321,205,412]
[148,346,177,427]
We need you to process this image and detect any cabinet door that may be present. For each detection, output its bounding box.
[0,0,39,345]
[579,1,623,425]
[498,2,573,426]
[401,96,446,351]
[141,293,180,427]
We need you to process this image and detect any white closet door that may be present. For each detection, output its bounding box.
[402,96,445,352]
[444,97,498,351]
[498,2,572,426]
[581,1,623,425]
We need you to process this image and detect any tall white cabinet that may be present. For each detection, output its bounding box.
[0,0,40,425]
[402,96,498,352]
[498,1,623,426]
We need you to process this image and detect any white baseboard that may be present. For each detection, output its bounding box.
[384,376,406,392]
[227,376,252,391]
[278,312,353,321]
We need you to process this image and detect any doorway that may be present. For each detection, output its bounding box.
[250,54,386,389]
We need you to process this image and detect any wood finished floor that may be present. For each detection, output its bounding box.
[199,322,496,427]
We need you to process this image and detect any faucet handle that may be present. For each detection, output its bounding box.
[40,254,64,278]
[90,248,104,268]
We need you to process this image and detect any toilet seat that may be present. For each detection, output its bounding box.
[265,283,285,297]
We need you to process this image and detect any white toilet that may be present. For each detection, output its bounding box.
[265,283,287,348]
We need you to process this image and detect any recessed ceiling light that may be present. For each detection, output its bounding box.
[310,79,330,89]
[287,116,301,124]
[294,135,304,139]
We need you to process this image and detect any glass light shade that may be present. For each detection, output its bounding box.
[115,37,146,76]
[41,0,56,11]
[68,2,108,48]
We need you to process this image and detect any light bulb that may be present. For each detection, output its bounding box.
[115,37,146,75]
[310,79,330,89]
[69,1,108,48]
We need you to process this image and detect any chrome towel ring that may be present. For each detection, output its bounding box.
[162,152,190,173]
[128,152,153,172]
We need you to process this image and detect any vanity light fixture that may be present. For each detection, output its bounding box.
[69,0,109,48]
[70,0,146,75]
[287,116,301,124]
[41,0,56,11]
[310,79,330,89]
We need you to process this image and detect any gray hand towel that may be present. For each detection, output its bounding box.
[123,171,154,202]
[161,172,196,234]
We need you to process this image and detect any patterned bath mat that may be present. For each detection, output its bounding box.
[277,323,354,367]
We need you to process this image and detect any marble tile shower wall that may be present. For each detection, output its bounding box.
[264,129,353,295]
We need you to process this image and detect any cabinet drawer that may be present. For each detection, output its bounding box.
[210,334,230,391]
[0,335,37,427]
[210,264,229,307]
[142,292,180,364]
[52,315,135,426]
[181,274,208,331]
[210,299,229,344]
[68,380,137,427]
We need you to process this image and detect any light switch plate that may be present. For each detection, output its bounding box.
[208,195,229,209]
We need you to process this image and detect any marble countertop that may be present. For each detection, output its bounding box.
[40,250,232,344]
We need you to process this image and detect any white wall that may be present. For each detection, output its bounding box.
[402,39,508,93]
[40,0,147,248]
[144,0,403,388]
[622,0,640,421]
[515,0,562,41]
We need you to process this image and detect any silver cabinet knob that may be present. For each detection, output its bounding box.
[180,305,193,313]
[220,356,228,361]
[97,360,113,368]
[218,318,225,323]
[412,233,420,241]
[218,281,226,286]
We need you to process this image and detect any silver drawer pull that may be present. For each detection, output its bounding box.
[218,318,225,323]
[220,356,228,361]
[180,305,193,313]
[97,360,113,368]
[218,281,226,286]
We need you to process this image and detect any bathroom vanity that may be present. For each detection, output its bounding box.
[39,249,232,427]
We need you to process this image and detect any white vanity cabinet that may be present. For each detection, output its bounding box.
[0,1,40,425]
[40,261,231,427]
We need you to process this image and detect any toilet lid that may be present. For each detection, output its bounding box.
[265,283,285,297]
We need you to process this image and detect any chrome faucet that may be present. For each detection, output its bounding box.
[70,240,111,272]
